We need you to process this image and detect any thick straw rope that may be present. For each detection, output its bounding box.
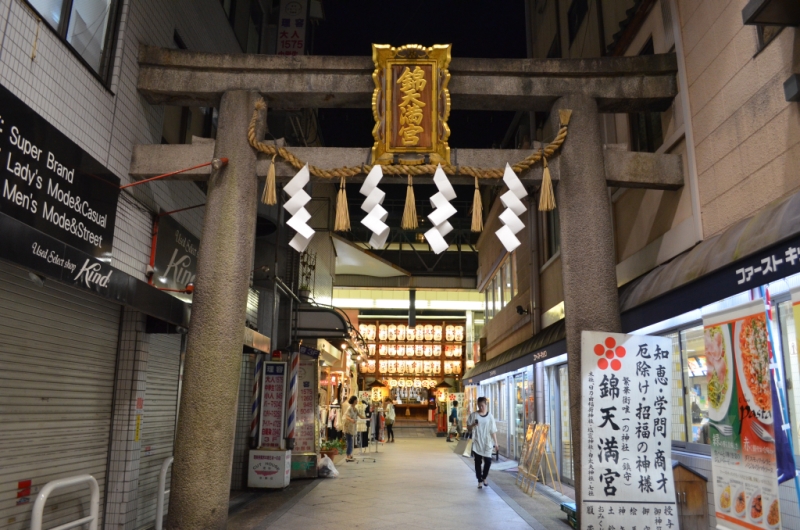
[248,99,569,180]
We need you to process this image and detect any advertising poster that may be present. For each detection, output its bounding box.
[276,0,307,56]
[581,331,677,530]
[260,362,287,449]
[704,300,782,529]
[293,359,317,453]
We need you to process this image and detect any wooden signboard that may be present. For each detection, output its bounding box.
[371,44,451,166]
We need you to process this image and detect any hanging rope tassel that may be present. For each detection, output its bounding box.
[262,154,277,205]
[334,176,351,231]
[402,175,418,230]
[471,176,483,232]
[539,156,556,212]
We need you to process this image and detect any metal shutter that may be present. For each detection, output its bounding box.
[0,261,120,530]
[135,334,181,530]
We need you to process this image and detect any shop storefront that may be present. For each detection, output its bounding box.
[0,83,190,529]
[357,319,467,422]
[619,191,800,529]
[463,321,568,478]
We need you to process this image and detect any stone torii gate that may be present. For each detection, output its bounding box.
[132,45,683,529]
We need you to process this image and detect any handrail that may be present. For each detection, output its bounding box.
[30,475,99,530]
[155,457,174,530]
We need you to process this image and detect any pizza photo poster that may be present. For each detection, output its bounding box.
[703,300,782,530]
[581,331,677,530]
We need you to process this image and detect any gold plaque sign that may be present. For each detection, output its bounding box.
[371,44,451,165]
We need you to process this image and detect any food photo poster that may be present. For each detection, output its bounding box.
[703,300,783,530]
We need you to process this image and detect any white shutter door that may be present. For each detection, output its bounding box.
[0,261,120,530]
[135,334,181,530]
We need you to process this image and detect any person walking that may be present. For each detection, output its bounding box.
[467,396,498,489]
[446,400,459,442]
[343,395,359,462]
[384,397,396,442]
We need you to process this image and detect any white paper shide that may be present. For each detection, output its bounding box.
[495,163,528,252]
[581,331,677,530]
[283,164,315,252]
[359,165,390,249]
[424,164,457,255]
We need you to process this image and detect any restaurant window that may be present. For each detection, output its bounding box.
[485,288,493,321]
[503,258,513,305]
[494,272,504,313]
[666,332,687,442]
[680,326,709,445]
[777,300,800,460]
[28,0,119,79]
[511,252,518,298]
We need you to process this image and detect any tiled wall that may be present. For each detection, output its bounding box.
[105,309,150,530]
[0,1,249,528]
[677,0,800,237]
[0,0,239,279]
[673,450,800,529]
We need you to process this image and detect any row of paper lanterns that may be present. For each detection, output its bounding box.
[283,163,527,254]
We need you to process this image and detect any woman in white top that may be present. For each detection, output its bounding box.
[384,397,396,442]
[467,396,498,489]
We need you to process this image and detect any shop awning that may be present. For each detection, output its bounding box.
[295,304,350,340]
[620,189,800,331]
[463,319,566,384]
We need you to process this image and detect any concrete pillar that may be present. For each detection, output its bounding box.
[552,94,621,509]
[166,91,265,530]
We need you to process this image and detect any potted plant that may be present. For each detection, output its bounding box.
[320,438,344,459]
[299,284,311,302]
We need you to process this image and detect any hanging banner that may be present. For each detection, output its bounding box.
[581,331,677,530]
[276,0,307,56]
[259,362,287,449]
[703,300,783,529]
[293,359,317,453]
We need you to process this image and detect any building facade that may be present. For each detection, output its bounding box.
[0,1,283,529]
[467,0,800,527]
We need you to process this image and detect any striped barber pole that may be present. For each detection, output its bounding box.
[286,351,299,440]
[251,353,263,444]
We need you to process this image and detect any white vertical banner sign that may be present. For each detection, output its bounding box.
[260,362,287,449]
[293,359,317,453]
[581,331,678,530]
[276,0,308,56]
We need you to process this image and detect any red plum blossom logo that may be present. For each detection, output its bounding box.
[594,337,625,371]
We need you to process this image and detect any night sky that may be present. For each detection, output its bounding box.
[311,0,528,149]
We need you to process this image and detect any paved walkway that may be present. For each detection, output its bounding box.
[265,438,534,529]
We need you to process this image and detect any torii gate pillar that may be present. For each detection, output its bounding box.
[553,94,622,508]
[166,90,265,530]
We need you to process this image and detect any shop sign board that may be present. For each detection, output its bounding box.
[371,44,451,165]
[276,0,307,56]
[703,300,783,529]
[293,358,317,454]
[248,449,291,488]
[0,84,119,258]
[581,331,677,530]
[260,362,287,449]
[152,215,198,292]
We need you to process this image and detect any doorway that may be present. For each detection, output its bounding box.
[546,363,574,485]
